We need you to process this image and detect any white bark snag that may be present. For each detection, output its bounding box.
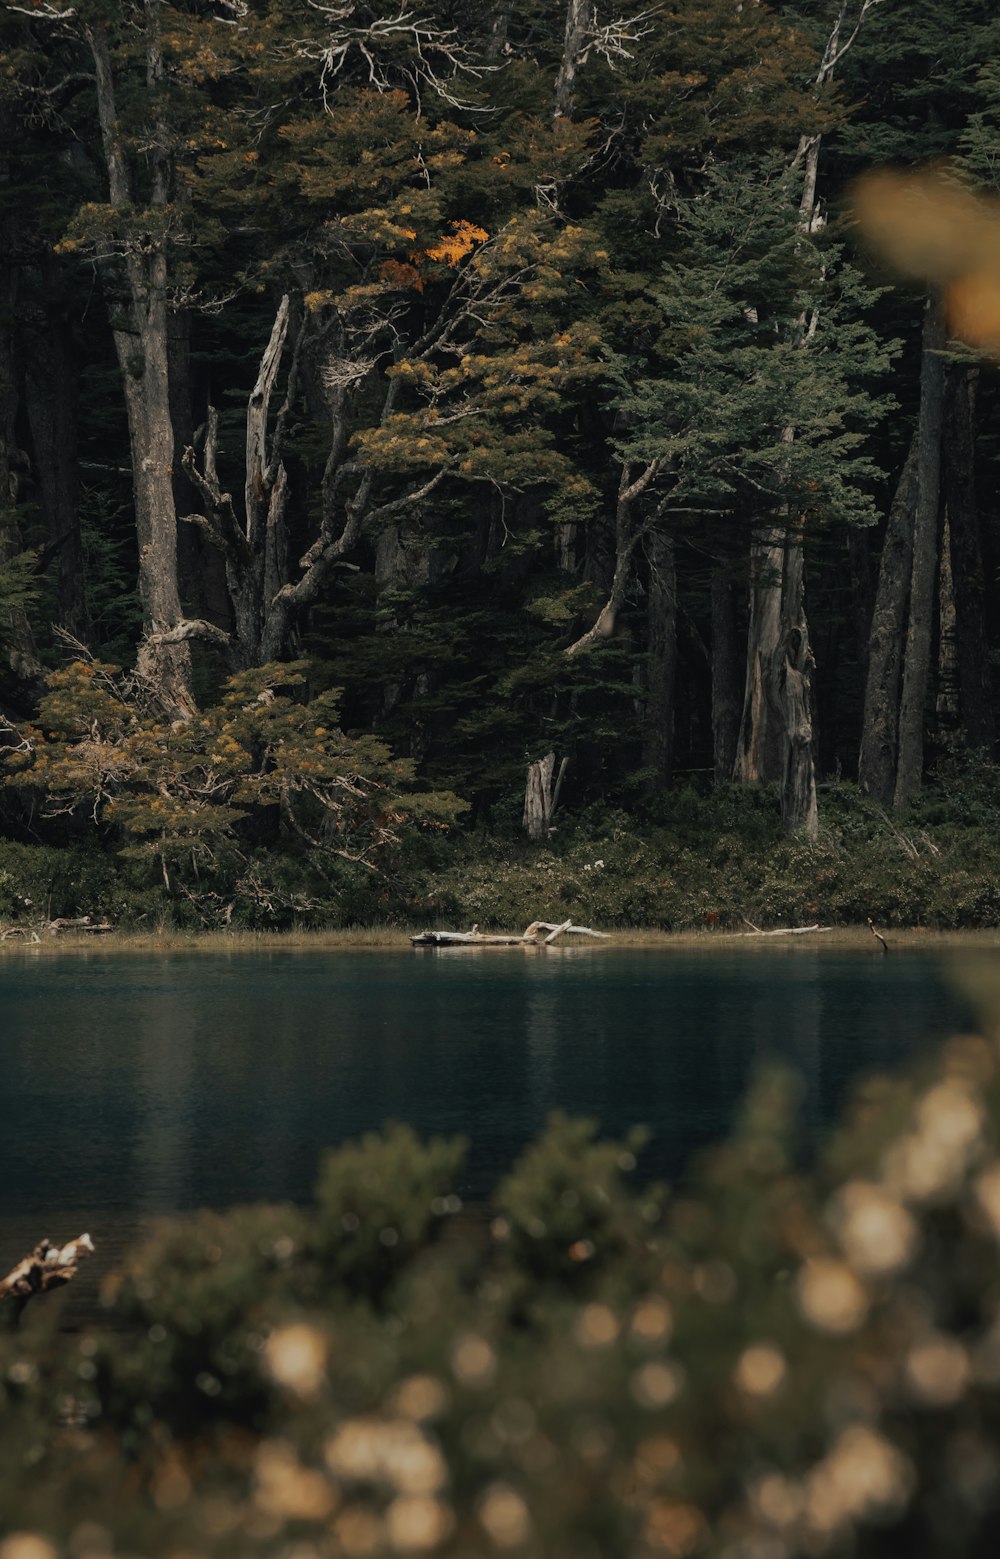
[554,0,592,122]
[87,10,193,718]
[184,313,448,668]
[182,296,297,668]
[523,752,567,841]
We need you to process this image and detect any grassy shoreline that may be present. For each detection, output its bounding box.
[3,922,1000,956]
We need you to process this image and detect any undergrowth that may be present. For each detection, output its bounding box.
[3,762,1000,933]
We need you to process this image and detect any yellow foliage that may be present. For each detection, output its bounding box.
[422,221,489,266]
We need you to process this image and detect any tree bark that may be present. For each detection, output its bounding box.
[485,0,511,62]
[776,540,818,839]
[565,459,660,657]
[894,304,946,810]
[711,563,742,783]
[642,528,677,785]
[553,0,591,122]
[943,364,994,751]
[936,512,960,737]
[857,434,918,803]
[87,11,193,717]
[734,527,786,784]
[523,752,567,841]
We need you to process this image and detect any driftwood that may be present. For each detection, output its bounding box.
[739,921,833,938]
[47,915,113,936]
[1,1234,95,1324]
[412,920,610,948]
[867,916,890,953]
[0,916,112,942]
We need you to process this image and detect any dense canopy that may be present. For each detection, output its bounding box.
[2,0,1000,924]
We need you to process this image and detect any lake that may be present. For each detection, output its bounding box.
[0,943,977,1285]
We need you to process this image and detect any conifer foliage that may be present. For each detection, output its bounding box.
[1,0,1000,892]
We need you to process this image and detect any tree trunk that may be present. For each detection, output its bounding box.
[565,459,660,657]
[642,528,676,785]
[861,439,923,804]
[711,564,742,782]
[523,752,567,841]
[485,0,510,62]
[776,540,818,839]
[114,293,193,716]
[857,435,918,804]
[936,512,960,738]
[731,2,877,813]
[894,304,946,810]
[943,364,994,751]
[88,13,193,717]
[553,0,591,122]
[734,527,786,783]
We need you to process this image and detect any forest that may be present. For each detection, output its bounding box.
[2,0,1000,930]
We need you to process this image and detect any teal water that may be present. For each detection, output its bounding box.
[0,945,973,1278]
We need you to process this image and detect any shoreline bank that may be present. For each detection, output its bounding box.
[3,922,1000,956]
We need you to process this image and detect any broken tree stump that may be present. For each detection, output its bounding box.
[0,1233,95,1326]
[522,752,569,841]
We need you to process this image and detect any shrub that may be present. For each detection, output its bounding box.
[4,1027,1000,1553]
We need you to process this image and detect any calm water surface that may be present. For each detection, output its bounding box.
[0,945,974,1282]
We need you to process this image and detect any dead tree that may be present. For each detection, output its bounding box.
[523,752,568,841]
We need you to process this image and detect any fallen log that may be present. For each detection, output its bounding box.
[411,930,524,947]
[739,922,833,938]
[412,920,610,948]
[1,1233,95,1325]
[47,915,113,936]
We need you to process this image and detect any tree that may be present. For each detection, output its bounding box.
[601,159,892,834]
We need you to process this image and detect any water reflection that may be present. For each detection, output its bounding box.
[0,947,973,1273]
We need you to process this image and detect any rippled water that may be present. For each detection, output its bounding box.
[0,944,973,1287]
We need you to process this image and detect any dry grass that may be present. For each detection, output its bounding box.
[0,925,412,958]
[2,922,1000,959]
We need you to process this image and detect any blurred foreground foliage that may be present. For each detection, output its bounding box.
[5,1030,1000,1556]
